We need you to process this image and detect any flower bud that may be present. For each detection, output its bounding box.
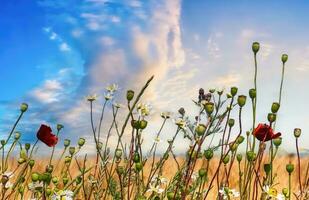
[229,143,238,152]
[20,149,27,160]
[135,162,143,172]
[198,168,207,177]
[57,124,64,131]
[133,152,140,163]
[131,120,140,129]
[116,166,125,175]
[246,151,256,162]
[178,107,185,116]
[64,156,71,164]
[209,89,215,93]
[273,137,282,147]
[236,136,245,144]
[204,149,214,160]
[115,148,122,159]
[52,177,59,184]
[271,102,280,113]
[267,113,277,123]
[286,163,294,174]
[230,87,238,96]
[69,147,75,155]
[223,155,230,164]
[63,177,69,185]
[18,158,26,164]
[195,124,207,136]
[25,143,31,150]
[139,120,148,129]
[20,103,28,113]
[228,119,235,127]
[126,90,135,101]
[249,88,256,99]
[31,172,39,182]
[78,138,85,147]
[64,139,70,147]
[282,188,289,196]
[294,128,301,138]
[237,95,247,107]
[281,54,288,64]
[252,42,260,54]
[264,163,272,174]
[236,154,242,162]
[204,102,214,115]
[1,140,6,146]
[46,188,52,196]
[42,173,52,183]
[14,132,21,140]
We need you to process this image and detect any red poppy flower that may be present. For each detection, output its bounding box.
[253,123,281,142]
[37,124,58,147]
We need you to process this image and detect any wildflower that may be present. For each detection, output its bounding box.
[253,123,281,142]
[137,103,151,117]
[191,171,199,181]
[86,94,97,102]
[160,111,171,119]
[113,102,124,109]
[263,185,284,199]
[154,136,161,143]
[146,183,165,194]
[104,92,113,100]
[105,83,118,93]
[219,187,240,199]
[174,118,187,129]
[28,181,43,191]
[37,124,58,147]
[51,190,73,200]
[1,172,14,189]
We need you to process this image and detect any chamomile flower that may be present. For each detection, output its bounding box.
[160,111,171,119]
[86,94,98,102]
[51,190,73,200]
[147,184,165,194]
[174,118,187,129]
[28,181,43,191]
[219,187,240,199]
[263,185,282,199]
[104,92,113,101]
[137,103,152,117]
[105,84,119,93]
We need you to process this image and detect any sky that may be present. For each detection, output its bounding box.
[1,0,309,155]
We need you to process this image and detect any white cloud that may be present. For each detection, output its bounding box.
[207,36,221,59]
[59,43,71,52]
[110,16,121,23]
[100,36,115,46]
[31,80,62,104]
[49,32,58,40]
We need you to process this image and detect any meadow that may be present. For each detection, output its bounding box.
[0,42,307,200]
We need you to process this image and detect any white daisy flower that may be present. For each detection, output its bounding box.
[160,111,171,119]
[105,83,119,93]
[219,187,240,199]
[104,92,113,100]
[146,183,164,194]
[51,190,73,200]
[86,94,98,102]
[137,103,152,117]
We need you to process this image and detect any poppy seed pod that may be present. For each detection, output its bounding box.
[282,188,289,196]
[135,162,143,172]
[126,90,135,101]
[249,88,256,99]
[294,128,301,138]
[264,163,272,174]
[64,139,70,147]
[115,148,122,159]
[209,89,215,93]
[286,163,294,174]
[236,154,242,162]
[271,102,280,113]
[78,138,85,147]
[204,149,214,160]
[64,156,71,164]
[133,152,140,163]
[195,124,207,136]
[116,166,125,175]
[131,120,140,129]
[14,132,21,140]
[45,188,52,196]
[31,172,40,182]
[230,87,238,96]
[281,54,288,64]
[246,151,256,162]
[217,90,223,96]
[29,159,35,168]
[25,143,31,151]
[273,137,282,147]
[204,102,214,115]
[56,124,64,131]
[198,168,207,177]
[252,42,260,54]
[69,147,75,155]
[223,155,230,164]
[236,136,245,144]
[20,103,28,113]
[63,177,69,185]
[139,120,148,129]
[267,113,277,123]
[229,143,238,152]
[237,95,247,107]
[228,119,235,127]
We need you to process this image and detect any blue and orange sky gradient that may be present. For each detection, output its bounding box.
[1,0,309,154]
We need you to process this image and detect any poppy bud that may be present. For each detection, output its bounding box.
[131,120,140,129]
[31,172,39,182]
[135,162,143,172]
[282,54,288,64]
[116,166,125,175]
[133,152,140,163]
[20,103,28,113]
[1,140,6,146]
[273,137,282,147]
[236,154,242,162]
[63,177,69,185]
[228,119,235,127]
[126,90,135,101]
[139,120,148,129]
[64,139,70,147]
[56,124,63,132]
[294,128,301,138]
[20,149,27,160]
[29,159,35,168]
[178,107,185,116]
[78,138,85,147]
[209,89,215,93]
[14,131,21,140]
[229,143,238,152]
[282,188,289,196]
[271,102,280,113]
[195,124,207,136]
[46,188,52,196]
[236,136,245,144]
[223,155,230,164]
[198,168,207,177]
[226,93,232,99]
[64,156,71,164]
[264,163,272,174]
[52,177,59,184]
[246,151,256,162]
[252,42,260,54]
[69,147,75,155]
[267,113,277,123]
[204,149,214,160]
[230,87,238,96]
[286,163,294,174]
[25,143,31,151]
[18,158,26,164]
[237,95,247,107]
[249,89,256,99]
[204,102,214,115]
[115,148,122,159]
[217,90,223,96]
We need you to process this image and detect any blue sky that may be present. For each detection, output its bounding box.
[1,0,309,154]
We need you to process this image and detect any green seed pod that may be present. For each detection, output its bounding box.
[252,42,260,54]
[20,103,28,113]
[230,87,238,97]
[236,154,242,162]
[69,147,75,155]
[18,158,26,164]
[14,132,21,140]
[237,95,247,107]
[116,166,125,175]
[282,188,289,196]
[115,148,123,159]
[228,119,235,127]
[64,156,72,164]
[294,128,301,138]
[29,159,35,168]
[198,168,207,177]
[126,90,135,101]
[46,188,52,196]
[42,172,52,183]
[20,149,27,160]
[135,162,143,172]
[18,185,24,194]
[25,143,31,151]
[286,163,294,174]
[0,140,5,146]
[131,120,140,129]
[52,177,59,184]
[195,124,207,136]
[57,124,64,131]
[64,139,71,147]
[273,137,282,147]
[204,102,214,115]
[78,138,85,147]
[264,163,272,174]
[229,143,238,152]
[223,155,230,164]
[267,113,277,123]
[133,152,140,163]
[236,136,245,144]
[63,177,69,185]
[249,88,256,99]
[204,149,214,160]
[271,102,280,113]
[31,172,40,182]
[281,54,288,64]
[167,192,175,200]
[139,120,148,129]
[246,151,256,162]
